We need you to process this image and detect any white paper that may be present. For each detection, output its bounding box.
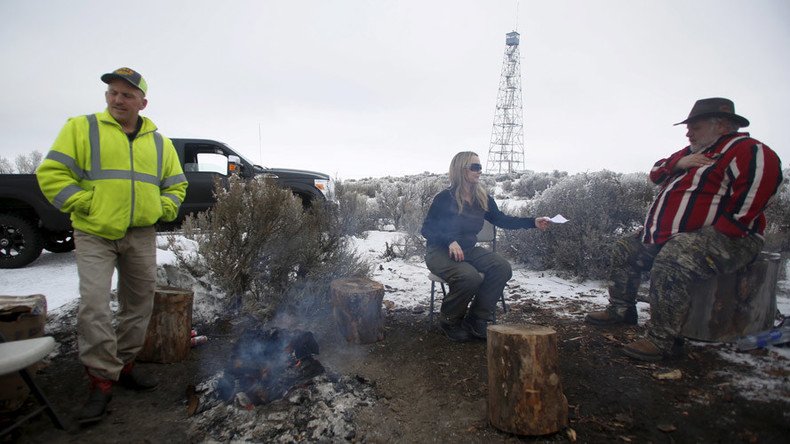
[549,214,569,224]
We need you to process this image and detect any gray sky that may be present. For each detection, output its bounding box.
[1,0,788,180]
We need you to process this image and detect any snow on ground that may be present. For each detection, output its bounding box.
[349,230,643,322]
[1,230,788,403]
[0,234,180,311]
[0,250,79,311]
[349,230,790,404]
[715,346,790,403]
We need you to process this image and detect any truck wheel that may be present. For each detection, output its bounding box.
[0,214,44,268]
[43,231,75,253]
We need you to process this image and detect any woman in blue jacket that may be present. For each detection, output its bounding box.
[421,151,550,342]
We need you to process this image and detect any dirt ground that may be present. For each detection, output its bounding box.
[3,298,789,444]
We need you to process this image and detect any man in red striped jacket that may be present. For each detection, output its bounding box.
[585,97,783,361]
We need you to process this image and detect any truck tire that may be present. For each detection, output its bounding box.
[43,230,76,253]
[0,214,44,268]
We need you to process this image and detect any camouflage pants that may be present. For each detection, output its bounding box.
[608,226,763,350]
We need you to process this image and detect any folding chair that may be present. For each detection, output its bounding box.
[0,335,65,437]
[427,220,507,325]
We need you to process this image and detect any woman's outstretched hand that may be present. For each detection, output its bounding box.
[448,241,464,262]
[535,217,551,231]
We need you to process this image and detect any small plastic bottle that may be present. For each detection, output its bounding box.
[735,324,790,351]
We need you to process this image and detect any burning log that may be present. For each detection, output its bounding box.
[487,324,568,436]
[217,328,325,406]
[330,277,385,344]
[138,287,194,363]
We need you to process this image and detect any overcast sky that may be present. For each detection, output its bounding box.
[1,1,788,180]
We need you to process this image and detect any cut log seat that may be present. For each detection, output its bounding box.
[330,277,385,344]
[137,287,194,363]
[487,324,568,436]
[681,251,781,342]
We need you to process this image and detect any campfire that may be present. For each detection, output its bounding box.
[188,326,377,442]
[215,327,325,407]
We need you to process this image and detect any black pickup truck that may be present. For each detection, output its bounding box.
[0,138,334,268]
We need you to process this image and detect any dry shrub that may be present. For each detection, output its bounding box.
[764,169,790,252]
[375,182,407,230]
[399,177,447,234]
[15,151,43,174]
[511,170,568,199]
[335,180,378,236]
[502,171,654,280]
[388,176,446,258]
[170,175,370,317]
[339,178,380,198]
[0,156,12,174]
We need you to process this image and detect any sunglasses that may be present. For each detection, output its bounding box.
[466,163,483,172]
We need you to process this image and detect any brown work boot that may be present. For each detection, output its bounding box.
[585,306,637,326]
[77,373,113,425]
[621,338,664,362]
[118,362,159,392]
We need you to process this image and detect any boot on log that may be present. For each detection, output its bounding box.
[137,287,194,363]
[487,324,568,436]
[330,277,385,344]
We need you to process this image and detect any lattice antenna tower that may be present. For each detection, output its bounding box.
[486,30,525,174]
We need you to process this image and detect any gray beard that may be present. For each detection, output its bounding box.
[690,140,715,153]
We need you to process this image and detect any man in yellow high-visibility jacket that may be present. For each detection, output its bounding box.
[36,67,188,424]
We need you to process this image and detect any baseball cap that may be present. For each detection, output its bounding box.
[100,67,148,95]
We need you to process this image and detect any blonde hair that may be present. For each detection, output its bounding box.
[448,151,488,213]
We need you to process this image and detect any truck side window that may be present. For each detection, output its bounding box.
[195,152,229,175]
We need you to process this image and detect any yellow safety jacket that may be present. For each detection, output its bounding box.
[36,110,188,240]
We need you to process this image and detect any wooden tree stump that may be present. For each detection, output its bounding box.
[487,324,568,436]
[330,277,385,344]
[137,287,194,363]
[681,251,781,342]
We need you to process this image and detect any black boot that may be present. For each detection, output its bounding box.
[118,362,158,392]
[462,315,489,340]
[439,319,474,342]
[77,375,113,425]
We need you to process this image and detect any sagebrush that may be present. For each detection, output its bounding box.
[241,166,789,288]
[500,171,654,280]
[169,175,370,317]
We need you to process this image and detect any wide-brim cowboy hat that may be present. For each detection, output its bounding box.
[674,97,749,127]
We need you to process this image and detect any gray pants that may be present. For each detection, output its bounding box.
[608,226,763,350]
[426,245,512,322]
[74,227,157,381]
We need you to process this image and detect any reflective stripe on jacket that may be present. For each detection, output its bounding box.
[36,110,188,240]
